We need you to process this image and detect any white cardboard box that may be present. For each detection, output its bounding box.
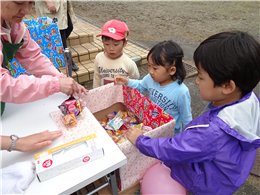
[34,134,104,182]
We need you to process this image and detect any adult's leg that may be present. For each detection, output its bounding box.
[60,12,73,49]
[61,11,78,71]
[60,29,68,49]
[65,12,73,39]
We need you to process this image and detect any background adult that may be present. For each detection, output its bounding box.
[35,0,79,71]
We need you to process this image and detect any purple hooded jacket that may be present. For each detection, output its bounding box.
[136,92,260,195]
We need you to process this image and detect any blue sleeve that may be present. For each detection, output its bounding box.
[178,88,192,128]
[128,74,150,94]
[135,126,219,163]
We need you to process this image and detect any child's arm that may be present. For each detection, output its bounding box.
[128,126,219,163]
[116,74,150,95]
[93,60,101,88]
[128,60,140,79]
[178,89,193,130]
[114,75,147,94]
[127,74,150,94]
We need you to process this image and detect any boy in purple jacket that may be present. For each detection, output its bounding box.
[126,31,260,195]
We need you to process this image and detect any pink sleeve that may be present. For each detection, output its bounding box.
[0,28,65,103]
[0,69,61,103]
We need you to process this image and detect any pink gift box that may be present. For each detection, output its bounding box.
[85,83,175,191]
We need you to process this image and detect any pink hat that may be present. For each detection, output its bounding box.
[97,19,129,40]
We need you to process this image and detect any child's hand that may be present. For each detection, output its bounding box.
[126,126,143,145]
[114,75,128,85]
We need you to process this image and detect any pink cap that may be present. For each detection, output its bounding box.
[97,19,129,40]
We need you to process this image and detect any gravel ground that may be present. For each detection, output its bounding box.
[73,1,259,61]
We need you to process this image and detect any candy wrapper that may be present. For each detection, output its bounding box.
[107,111,125,130]
[58,96,83,127]
[98,110,152,144]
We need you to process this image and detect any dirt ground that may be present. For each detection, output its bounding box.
[72,0,260,116]
[73,1,259,61]
[72,1,260,194]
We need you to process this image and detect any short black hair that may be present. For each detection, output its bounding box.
[147,40,186,84]
[101,36,126,43]
[194,31,260,95]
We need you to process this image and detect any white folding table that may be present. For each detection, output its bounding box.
[1,93,127,194]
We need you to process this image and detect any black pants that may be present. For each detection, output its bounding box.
[60,12,73,49]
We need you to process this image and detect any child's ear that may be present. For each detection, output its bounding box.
[222,80,236,94]
[169,66,176,76]
[123,40,128,47]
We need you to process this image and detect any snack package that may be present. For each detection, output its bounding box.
[107,111,124,130]
[58,96,83,127]
[63,113,77,127]
[98,109,150,144]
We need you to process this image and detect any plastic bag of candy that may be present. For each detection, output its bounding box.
[58,96,83,127]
